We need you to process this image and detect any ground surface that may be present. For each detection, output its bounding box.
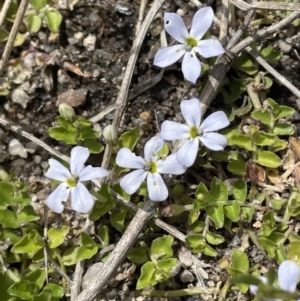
[1,0,300,300]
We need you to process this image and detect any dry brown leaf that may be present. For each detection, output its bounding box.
[56,88,88,107]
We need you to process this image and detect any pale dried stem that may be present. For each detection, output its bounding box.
[0,0,12,27]
[135,0,148,35]
[230,0,300,11]
[0,0,30,76]
[218,0,229,46]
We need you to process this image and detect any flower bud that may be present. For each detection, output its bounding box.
[103,125,118,147]
[58,103,76,122]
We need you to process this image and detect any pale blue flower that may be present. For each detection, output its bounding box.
[116,136,186,201]
[45,146,109,213]
[160,98,229,167]
[250,260,300,300]
[153,7,225,84]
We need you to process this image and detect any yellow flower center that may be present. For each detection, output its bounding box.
[66,176,78,187]
[149,161,157,174]
[189,126,198,139]
[185,37,198,48]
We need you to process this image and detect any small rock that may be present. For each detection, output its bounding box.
[180,269,194,283]
[278,40,292,53]
[56,88,88,107]
[8,139,28,158]
[83,34,96,51]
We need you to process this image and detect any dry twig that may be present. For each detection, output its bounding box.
[0,0,12,27]
[0,0,30,76]
[230,0,300,11]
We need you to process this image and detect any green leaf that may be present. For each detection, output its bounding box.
[0,182,14,208]
[17,205,39,223]
[44,10,62,33]
[255,150,281,168]
[0,270,19,301]
[151,236,174,259]
[11,230,43,253]
[110,208,127,232]
[0,28,9,42]
[241,206,255,223]
[251,109,273,128]
[8,280,39,300]
[232,179,247,202]
[186,234,206,253]
[30,0,46,10]
[227,160,246,176]
[210,177,228,202]
[157,258,178,273]
[203,244,218,257]
[136,262,157,290]
[119,127,139,150]
[227,134,254,151]
[0,209,19,228]
[23,268,46,289]
[267,98,281,117]
[127,246,149,264]
[77,232,98,261]
[224,78,247,104]
[32,291,52,301]
[224,200,240,222]
[273,123,294,136]
[276,105,295,119]
[82,138,104,154]
[231,249,249,273]
[234,97,253,117]
[206,232,225,245]
[48,226,69,248]
[43,283,64,301]
[260,46,281,63]
[187,210,200,226]
[62,246,78,266]
[27,14,42,33]
[206,203,224,228]
[14,33,26,46]
[287,242,300,265]
[253,131,277,146]
[6,1,18,22]
[47,127,77,144]
[232,53,258,75]
[98,225,109,248]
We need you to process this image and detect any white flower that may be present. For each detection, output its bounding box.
[45,146,109,213]
[116,136,186,201]
[250,260,300,300]
[160,98,229,168]
[153,7,225,84]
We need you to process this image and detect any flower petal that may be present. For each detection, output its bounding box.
[157,154,186,175]
[116,148,146,169]
[164,12,188,43]
[47,183,70,213]
[71,183,94,213]
[120,169,148,195]
[45,159,71,181]
[190,7,214,40]
[249,276,268,295]
[70,146,89,175]
[176,139,199,167]
[200,111,230,132]
[278,260,300,292]
[182,52,201,84]
[153,45,186,68]
[196,39,225,58]
[144,136,164,162]
[161,121,190,140]
[147,173,168,201]
[200,132,227,151]
[180,98,201,127]
[79,165,109,181]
